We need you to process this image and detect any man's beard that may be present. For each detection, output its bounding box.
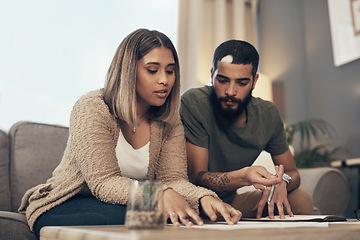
[215,90,252,120]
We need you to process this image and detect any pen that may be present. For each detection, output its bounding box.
[267,184,275,204]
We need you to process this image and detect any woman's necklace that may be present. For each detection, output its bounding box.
[132,114,146,133]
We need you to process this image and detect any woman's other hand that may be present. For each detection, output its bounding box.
[200,196,242,225]
[163,188,204,227]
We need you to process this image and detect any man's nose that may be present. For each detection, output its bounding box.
[225,82,236,96]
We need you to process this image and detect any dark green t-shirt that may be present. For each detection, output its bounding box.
[180,85,289,203]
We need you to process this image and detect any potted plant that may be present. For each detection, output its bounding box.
[285,119,343,168]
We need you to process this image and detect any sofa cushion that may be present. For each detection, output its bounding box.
[0,129,10,211]
[9,121,69,212]
[298,167,349,215]
[0,211,37,240]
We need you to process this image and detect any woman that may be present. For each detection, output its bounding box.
[19,29,241,238]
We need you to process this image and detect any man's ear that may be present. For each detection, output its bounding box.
[252,73,260,90]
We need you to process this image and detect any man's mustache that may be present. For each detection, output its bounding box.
[218,96,242,103]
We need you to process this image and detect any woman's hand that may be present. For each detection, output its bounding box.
[163,188,204,227]
[200,196,242,225]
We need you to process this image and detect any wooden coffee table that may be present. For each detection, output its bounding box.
[40,220,360,240]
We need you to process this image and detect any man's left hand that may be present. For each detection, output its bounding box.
[253,165,294,219]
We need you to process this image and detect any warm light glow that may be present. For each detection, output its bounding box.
[253,73,273,102]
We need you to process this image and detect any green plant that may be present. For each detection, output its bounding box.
[285,119,342,168]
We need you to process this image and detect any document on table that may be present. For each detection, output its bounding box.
[175,215,349,230]
[180,220,329,230]
[241,215,346,222]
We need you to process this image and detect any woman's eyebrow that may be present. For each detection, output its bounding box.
[145,62,175,66]
[145,62,160,66]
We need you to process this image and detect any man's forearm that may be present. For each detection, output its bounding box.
[195,170,249,193]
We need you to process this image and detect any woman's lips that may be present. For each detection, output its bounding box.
[154,90,168,98]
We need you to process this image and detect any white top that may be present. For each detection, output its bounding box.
[115,130,149,181]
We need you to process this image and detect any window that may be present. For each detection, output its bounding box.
[0,0,178,131]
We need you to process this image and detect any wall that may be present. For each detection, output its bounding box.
[259,0,360,158]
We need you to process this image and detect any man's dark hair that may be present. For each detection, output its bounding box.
[212,40,259,78]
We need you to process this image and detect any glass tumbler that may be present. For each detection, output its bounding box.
[125,180,165,229]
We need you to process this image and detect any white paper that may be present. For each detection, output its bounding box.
[179,221,328,230]
[242,215,343,221]
[329,221,360,225]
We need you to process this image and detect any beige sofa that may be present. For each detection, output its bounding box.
[0,121,350,240]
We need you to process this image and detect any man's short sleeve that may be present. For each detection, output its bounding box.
[180,95,209,149]
[264,106,289,156]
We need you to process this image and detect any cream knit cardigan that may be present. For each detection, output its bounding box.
[18,89,218,231]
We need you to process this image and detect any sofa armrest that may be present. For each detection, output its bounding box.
[0,129,10,211]
[9,121,69,212]
[298,167,349,215]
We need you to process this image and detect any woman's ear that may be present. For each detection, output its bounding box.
[210,68,214,85]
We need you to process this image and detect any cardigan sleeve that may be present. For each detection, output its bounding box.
[68,91,133,205]
[154,115,219,212]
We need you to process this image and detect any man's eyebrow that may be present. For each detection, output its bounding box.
[236,78,251,81]
[216,74,250,81]
[216,74,230,79]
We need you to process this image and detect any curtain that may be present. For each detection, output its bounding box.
[177,0,259,93]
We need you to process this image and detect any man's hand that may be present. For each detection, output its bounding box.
[253,165,294,219]
[242,165,283,190]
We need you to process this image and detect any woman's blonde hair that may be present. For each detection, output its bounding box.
[103,28,180,126]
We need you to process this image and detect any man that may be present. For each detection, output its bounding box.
[180,40,314,219]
